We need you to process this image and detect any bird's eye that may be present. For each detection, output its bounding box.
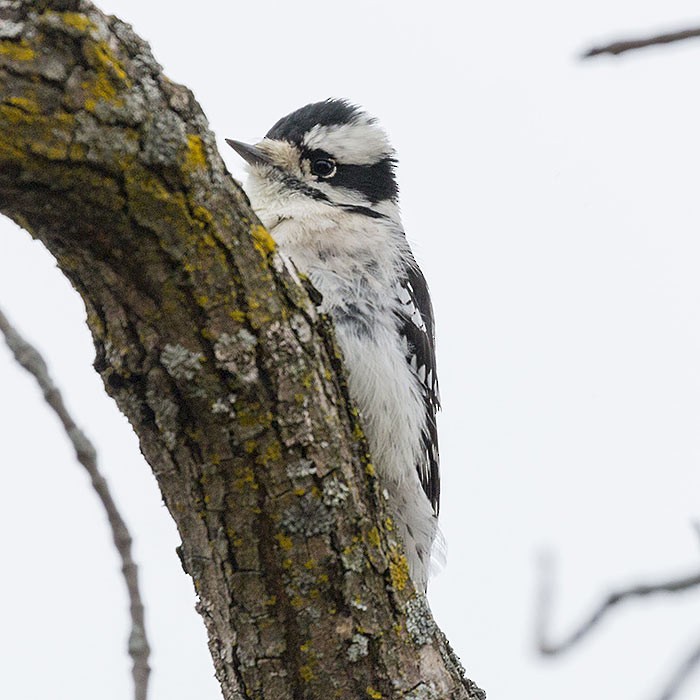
[311,158,336,178]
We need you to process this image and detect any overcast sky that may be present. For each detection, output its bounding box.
[2,1,700,699]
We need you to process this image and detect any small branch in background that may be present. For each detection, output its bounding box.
[583,26,700,58]
[0,307,151,700]
[534,551,556,657]
[535,553,700,656]
[657,637,700,700]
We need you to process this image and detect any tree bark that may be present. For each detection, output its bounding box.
[0,2,484,698]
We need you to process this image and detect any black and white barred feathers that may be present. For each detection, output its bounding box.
[227,99,441,591]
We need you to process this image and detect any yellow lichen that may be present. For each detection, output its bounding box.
[388,547,409,592]
[236,406,273,431]
[251,224,276,255]
[80,40,130,112]
[257,440,281,465]
[366,687,382,699]
[56,11,95,33]
[5,96,40,114]
[129,171,194,241]
[184,134,207,172]
[299,665,314,682]
[229,309,246,322]
[367,527,381,549]
[0,138,25,161]
[0,102,30,126]
[233,465,258,492]
[197,232,217,249]
[275,533,293,551]
[0,105,133,207]
[365,462,376,477]
[82,70,119,112]
[0,40,36,62]
[191,203,214,225]
[83,40,128,82]
[69,142,87,160]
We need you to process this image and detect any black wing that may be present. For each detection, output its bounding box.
[396,261,440,515]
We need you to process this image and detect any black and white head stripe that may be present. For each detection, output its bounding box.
[266,99,364,144]
[265,99,399,204]
[396,262,440,514]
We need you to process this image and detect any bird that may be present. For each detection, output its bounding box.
[227,99,440,592]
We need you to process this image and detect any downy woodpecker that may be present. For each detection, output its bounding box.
[228,99,440,591]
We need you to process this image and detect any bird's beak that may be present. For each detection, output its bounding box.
[225,139,273,166]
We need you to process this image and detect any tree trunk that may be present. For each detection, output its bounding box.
[0,2,484,698]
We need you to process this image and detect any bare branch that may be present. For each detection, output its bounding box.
[534,551,556,654]
[0,306,150,700]
[535,552,700,656]
[583,27,700,58]
[0,2,484,697]
[656,636,700,700]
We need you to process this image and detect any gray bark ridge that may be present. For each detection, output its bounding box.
[0,1,485,698]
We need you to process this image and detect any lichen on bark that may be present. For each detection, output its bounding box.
[0,1,485,698]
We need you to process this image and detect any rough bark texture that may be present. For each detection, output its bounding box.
[0,2,485,698]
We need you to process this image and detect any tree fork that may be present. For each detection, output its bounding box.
[0,1,484,698]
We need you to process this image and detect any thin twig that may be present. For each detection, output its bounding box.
[0,307,150,700]
[656,636,700,700]
[583,27,700,58]
[536,553,700,656]
[534,551,556,655]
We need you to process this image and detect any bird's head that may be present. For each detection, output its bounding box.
[227,99,399,221]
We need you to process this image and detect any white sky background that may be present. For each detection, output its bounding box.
[1,1,700,698]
